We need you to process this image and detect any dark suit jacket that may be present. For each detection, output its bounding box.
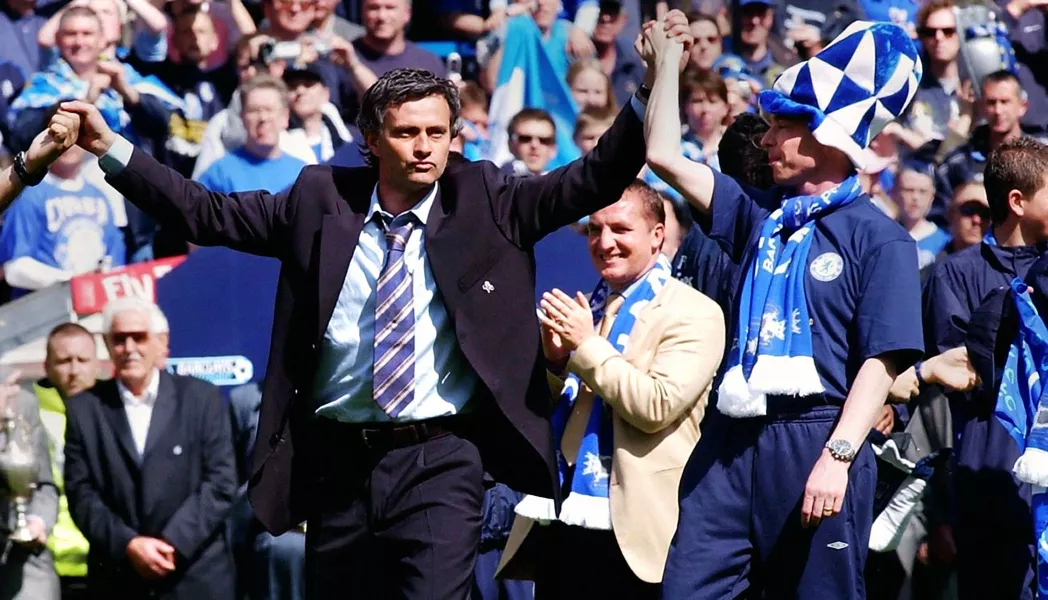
[63,373,237,600]
[102,104,648,534]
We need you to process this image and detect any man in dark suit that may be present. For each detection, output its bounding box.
[56,16,692,596]
[64,297,237,600]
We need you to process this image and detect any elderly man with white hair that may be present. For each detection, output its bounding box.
[63,297,237,600]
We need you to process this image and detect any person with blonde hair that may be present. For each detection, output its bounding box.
[572,109,614,154]
[567,59,617,117]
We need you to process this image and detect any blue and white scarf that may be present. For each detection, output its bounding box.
[8,59,183,145]
[515,256,671,529]
[995,278,1048,598]
[718,175,864,418]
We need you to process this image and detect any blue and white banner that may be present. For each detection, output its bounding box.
[994,279,1048,599]
[487,15,580,171]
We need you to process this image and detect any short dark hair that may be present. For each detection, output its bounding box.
[509,108,555,136]
[984,136,1048,224]
[622,179,666,227]
[686,12,719,29]
[46,322,93,354]
[459,81,488,109]
[981,70,1024,98]
[174,5,211,26]
[356,68,461,167]
[681,70,728,104]
[718,113,773,190]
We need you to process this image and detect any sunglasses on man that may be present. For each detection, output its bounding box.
[956,201,990,219]
[512,134,556,146]
[917,26,957,38]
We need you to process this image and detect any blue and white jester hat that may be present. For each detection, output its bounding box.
[757,21,922,170]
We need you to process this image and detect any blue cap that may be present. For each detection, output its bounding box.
[739,0,772,7]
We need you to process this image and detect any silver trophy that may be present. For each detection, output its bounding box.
[0,404,37,544]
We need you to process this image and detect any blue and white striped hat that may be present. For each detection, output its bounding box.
[757,21,922,170]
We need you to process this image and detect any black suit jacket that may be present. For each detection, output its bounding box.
[64,372,237,600]
[103,104,648,534]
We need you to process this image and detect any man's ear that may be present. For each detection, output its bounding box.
[1008,188,1026,219]
[365,131,380,158]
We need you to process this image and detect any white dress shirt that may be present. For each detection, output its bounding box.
[312,184,478,423]
[117,369,161,455]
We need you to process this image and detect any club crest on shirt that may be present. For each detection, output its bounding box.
[809,252,844,282]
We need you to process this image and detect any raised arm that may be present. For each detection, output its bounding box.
[0,113,81,210]
[642,20,715,214]
[60,101,294,258]
[493,11,694,249]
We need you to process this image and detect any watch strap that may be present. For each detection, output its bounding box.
[825,439,857,462]
[13,151,44,187]
[636,84,652,103]
[914,360,926,387]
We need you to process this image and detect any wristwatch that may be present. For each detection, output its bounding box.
[914,360,926,387]
[13,151,44,187]
[825,439,857,463]
[636,84,652,103]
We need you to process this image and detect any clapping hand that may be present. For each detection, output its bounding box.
[538,289,595,352]
[567,26,597,59]
[95,61,137,103]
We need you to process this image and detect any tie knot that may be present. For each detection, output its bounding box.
[378,214,416,252]
[605,293,624,317]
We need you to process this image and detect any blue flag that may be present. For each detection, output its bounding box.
[995,278,1048,598]
[487,15,580,170]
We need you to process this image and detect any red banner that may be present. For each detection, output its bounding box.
[70,256,187,315]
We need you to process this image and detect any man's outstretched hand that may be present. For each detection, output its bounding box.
[24,110,81,173]
[59,101,116,157]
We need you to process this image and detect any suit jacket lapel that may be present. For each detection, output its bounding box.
[100,380,141,468]
[423,176,455,296]
[142,372,176,461]
[317,168,375,341]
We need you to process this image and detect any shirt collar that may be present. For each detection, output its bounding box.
[365,182,438,226]
[42,172,85,191]
[117,369,161,407]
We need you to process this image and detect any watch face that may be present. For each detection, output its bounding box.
[829,439,854,458]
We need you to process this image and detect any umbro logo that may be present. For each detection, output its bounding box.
[827,541,849,550]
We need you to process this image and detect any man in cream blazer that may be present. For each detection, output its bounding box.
[498,180,725,598]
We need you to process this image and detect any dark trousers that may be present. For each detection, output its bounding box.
[304,419,485,600]
[662,405,876,599]
[534,523,659,600]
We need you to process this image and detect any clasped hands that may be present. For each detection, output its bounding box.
[127,536,177,579]
[25,100,122,177]
[635,10,693,73]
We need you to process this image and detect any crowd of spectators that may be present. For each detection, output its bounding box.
[1,0,1039,302]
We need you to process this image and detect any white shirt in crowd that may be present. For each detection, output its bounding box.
[117,368,161,456]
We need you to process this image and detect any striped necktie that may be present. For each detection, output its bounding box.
[373,214,418,418]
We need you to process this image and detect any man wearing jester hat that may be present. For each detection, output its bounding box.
[642,19,926,598]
